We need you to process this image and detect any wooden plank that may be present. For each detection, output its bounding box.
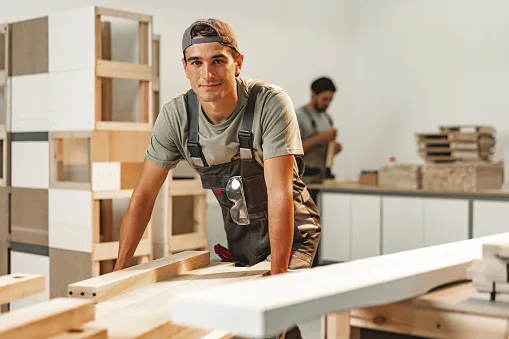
[10,17,48,76]
[92,189,133,200]
[48,326,107,339]
[68,251,210,303]
[0,274,45,305]
[170,232,509,338]
[50,248,92,299]
[95,7,152,23]
[93,239,151,261]
[0,298,94,339]
[169,233,208,253]
[11,188,48,246]
[350,303,508,339]
[169,179,205,196]
[95,121,152,131]
[96,60,152,81]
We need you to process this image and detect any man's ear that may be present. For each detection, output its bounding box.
[234,54,244,77]
[182,58,190,79]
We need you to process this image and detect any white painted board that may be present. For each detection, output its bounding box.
[10,74,49,132]
[423,198,469,246]
[92,162,121,192]
[11,141,49,189]
[473,200,509,238]
[48,6,95,72]
[382,196,424,254]
[320,193,350,262]
[351,195,381,260]
[170,232,509,337]
[48,189,93,253]
[48,69,95,131]
[9,251,49,310]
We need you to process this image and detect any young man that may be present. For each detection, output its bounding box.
[295,77,342,185]
[113,18,321,338]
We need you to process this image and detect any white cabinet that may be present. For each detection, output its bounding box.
[321,193,380,262]
[382,196,424,254]
[321,193,350,262]
[473,200,509,238]
[350,195,381,260]
[423,198,469,246]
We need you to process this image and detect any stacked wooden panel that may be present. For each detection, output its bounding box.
[416,125,496,163]
[5,6,156,308]
[468,242,509,303]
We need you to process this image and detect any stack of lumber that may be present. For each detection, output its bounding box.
[416,125,496,163]
[468,242,509,303]
[378,164,422,189]
[0,251,270,338]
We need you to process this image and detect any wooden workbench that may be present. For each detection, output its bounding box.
[328,281,509,339]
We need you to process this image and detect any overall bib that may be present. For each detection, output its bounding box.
[301,106,334,185]
[185,83,321,270]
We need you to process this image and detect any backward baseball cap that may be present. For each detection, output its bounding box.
[182,18,240,55]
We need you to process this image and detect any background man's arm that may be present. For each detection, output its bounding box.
[264,154,295,275]
[114,159,169,270]
[302,128,337,153]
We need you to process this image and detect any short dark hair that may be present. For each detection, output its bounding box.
[311,77,336,95]
[183,23,241,61]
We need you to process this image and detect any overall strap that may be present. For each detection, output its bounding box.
[239,83,263,159]
[186,89,208,167]
[303,106,318,132]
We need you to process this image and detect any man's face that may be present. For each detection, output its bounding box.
[312,90,335,112]
[182,42,243,103]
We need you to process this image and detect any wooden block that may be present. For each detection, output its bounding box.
[48,70,95,131]
[10,17,48,76]
[48,6,95,72]
[11,141,49,189]
[170,232,509,338]
[11,188,48,246]
[48,326,107,339]
[96,60,152,81]
[0,274,45,305]
[50,248,92,299]
[92,162,142,192]
[10,251,49,305]
[378,164,421,190]
[68,251,210,303]
[0,298,94,339]
[10,74,49,132]
[49,189,93,253]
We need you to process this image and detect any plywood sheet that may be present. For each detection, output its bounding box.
[10,17,48,76]
[11,188,48,246]
[170,232,509,338]
[50,248,92,299]
[48,189,92,253]
[11,141,49,189]
[48,70,95,131]
[48,6,95,72]
[10,73,50,132]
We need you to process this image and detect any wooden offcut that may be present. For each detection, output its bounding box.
[11,188,48,247]
[68,251,210,303]
[10,17,48,76]
[0,273,45,305]
[48,326,107,339]
[422,162,503,192]
[378,164,421,190]
[0,298,95,339]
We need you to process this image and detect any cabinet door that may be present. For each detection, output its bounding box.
[320,193,350,262]
[423,198,469,246]
[473,200,509,238]
[382,196,424,254]
[351,195,381,260]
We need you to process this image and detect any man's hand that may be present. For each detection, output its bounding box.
[264,154,295,276]
[113,159,168,271]
[334,141,342,154]
[302,128,337,153]
[320,128,337,143]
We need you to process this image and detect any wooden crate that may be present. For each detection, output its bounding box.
[422,162,504,192]
[378,164,422,190]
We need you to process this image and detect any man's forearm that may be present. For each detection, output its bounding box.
[267,188,294,275]
[302,134,326,153]
[114,194,155,270]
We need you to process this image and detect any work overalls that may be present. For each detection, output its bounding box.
[301,106,334,185]
[185,83,321,271]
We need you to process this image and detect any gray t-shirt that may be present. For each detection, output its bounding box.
[295,105,334,170]
[145,77,304,176]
